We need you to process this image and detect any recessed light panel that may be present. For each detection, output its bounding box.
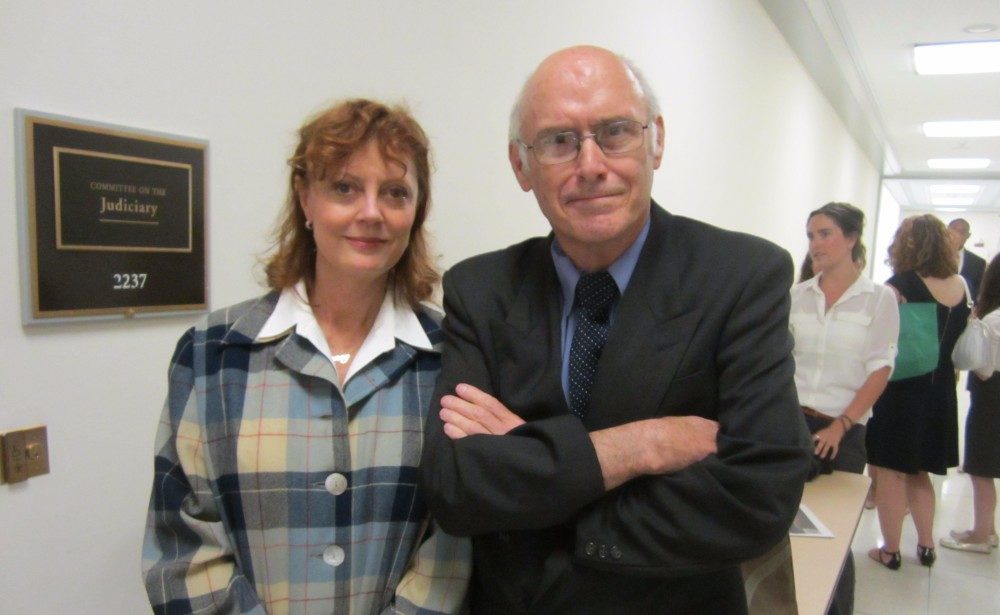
[927,158,991,169]
[923,120,1000,137]
[931,196,975,206]
[928,184,982,194]
[914,40,1000,74]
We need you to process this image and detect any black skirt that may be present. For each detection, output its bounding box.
[866,370,959,475]
[964,371,1000,478]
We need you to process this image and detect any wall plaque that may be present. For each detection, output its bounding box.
[15,110,207,323]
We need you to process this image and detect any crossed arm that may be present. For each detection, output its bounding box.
[440,382,719,491]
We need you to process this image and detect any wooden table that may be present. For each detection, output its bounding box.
[790,471,872,615]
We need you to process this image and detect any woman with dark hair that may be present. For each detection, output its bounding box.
[866,215,971,570]
[798,253,816,283]
[790,202,898,613]
[941,252,1000,554]
[142,99,470,613]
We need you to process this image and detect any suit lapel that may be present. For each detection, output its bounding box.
[491,238,570,419]
[586,204,700,429]
[489,205,701,426]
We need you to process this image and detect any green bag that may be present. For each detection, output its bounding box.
[890,302,939,381]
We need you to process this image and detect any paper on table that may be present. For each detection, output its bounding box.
[789,503,834,538]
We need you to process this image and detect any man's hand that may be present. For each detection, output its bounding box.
[439,383,526,439]
[592,416,719,490]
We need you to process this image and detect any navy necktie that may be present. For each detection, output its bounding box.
[568,271,619,418]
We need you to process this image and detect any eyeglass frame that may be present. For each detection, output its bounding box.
[518,119,651,166]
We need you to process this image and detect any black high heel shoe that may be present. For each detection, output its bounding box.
[917,545,936,567]
[868,547,901,570]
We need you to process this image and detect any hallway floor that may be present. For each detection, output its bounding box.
[853,379,1000,613]
[853,470,1000,613]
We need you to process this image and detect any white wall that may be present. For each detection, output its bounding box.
[872,185,903,285]
[0,1,879,612]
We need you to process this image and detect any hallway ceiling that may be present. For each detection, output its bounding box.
[763,0,1000,212]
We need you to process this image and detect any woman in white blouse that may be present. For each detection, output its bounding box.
[790,202,899,615]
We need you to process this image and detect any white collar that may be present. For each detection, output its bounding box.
[806,272,873,298]
[256,280,435,381]
[804,273,874,315]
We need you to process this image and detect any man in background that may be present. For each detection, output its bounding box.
[949,218,986,301]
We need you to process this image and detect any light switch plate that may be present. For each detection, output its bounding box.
[1,425,48,483]
[1,430,28,483]
[22,426,49,478]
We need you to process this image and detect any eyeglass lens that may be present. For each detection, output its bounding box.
[532,120,646,164]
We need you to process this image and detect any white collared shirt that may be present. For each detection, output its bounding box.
[256,280,437,386]
[789,274,899,422]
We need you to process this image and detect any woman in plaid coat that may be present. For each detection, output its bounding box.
[142,99,471,614]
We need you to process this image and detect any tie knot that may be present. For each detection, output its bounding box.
[575,271,619,315]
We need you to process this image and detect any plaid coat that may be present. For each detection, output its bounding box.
[142,292,470,614]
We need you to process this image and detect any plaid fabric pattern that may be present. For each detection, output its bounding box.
[142,292,470,614]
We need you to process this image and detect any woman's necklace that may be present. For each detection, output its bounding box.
[311,280,384,372]
[321,305,380,369]
[326,333,365,367]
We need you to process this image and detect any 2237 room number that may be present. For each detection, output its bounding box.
[112,273,148,290]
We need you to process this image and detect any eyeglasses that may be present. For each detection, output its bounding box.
[522,119,649,165]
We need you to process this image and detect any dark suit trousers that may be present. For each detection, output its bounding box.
[470,560,748,615]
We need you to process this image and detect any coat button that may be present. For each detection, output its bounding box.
[585,541,597,556]
[322,545,345,567]
[324,473,348,495]
[611,546,622,560]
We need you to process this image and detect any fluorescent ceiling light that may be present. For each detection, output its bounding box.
[931,196,975,206]
[934,207,968,213]
[927,158,991,169]
[928,184,981,194]
[914,40,1000,74]
[923,120,1000,137]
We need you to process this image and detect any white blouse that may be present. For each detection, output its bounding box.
[790,274,899,422]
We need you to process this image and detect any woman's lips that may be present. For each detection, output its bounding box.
[346,236,387,250]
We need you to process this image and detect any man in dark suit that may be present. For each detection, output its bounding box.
[949,218,987,301]
[419,46,812,614]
